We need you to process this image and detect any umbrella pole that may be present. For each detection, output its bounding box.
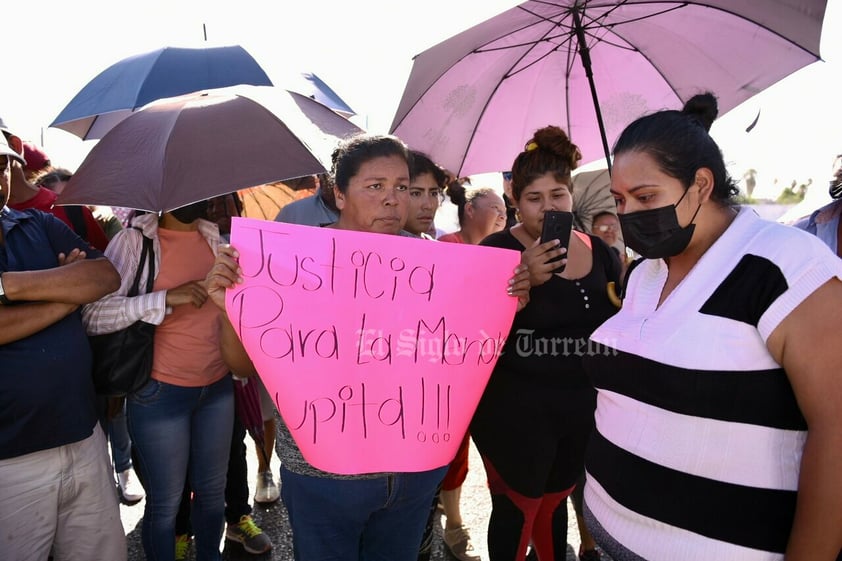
[572,5,612,175]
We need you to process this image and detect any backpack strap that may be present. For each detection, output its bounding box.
[126,227,156,297]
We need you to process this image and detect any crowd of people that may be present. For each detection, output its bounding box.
[2,86,841,561]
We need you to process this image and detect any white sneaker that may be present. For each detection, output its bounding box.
[117,468,145,502]
[254,470,280,504]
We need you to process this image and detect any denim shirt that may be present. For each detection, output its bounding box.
[793,200,842,255]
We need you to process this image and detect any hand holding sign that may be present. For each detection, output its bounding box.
[227,217,520,474]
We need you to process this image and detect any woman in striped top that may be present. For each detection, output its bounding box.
[583,104,842,560]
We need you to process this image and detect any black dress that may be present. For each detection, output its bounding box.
[471,229,620,497]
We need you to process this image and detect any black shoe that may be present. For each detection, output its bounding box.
[579,547,602,561]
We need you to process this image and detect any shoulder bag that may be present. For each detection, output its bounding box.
[90,230,157,396]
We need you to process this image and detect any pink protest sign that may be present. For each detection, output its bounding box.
[228,217,519,474]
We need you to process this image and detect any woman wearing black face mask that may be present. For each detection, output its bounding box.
[83,198,237,561]
[582,99,842,561]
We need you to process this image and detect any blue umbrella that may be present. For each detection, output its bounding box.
[50,44,273,140]
[292,72,355,118]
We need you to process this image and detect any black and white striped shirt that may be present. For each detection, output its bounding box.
[584,207,842,560]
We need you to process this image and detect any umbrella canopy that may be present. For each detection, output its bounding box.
[50,45,273,140]
[289,72,356,117]
[238,180,315,220]
[56,85,362,213]
[390,0,827,176]
[571,167,614,233]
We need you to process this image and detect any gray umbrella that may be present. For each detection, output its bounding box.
[572,167,614,233]
[56,85,362,213]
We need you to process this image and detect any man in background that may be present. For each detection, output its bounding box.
[274,173,338,226]
[0,117,110,252]
[795,154,842,257]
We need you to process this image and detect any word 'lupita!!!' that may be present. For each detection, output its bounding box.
[289,380,456,445]
[242,229,436,302]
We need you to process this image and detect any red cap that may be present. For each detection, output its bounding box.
[22,141,51,173]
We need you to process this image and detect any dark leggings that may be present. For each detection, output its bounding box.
[570,471,585,516]
[482,456,575,561]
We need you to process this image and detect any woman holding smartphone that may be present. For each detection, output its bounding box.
[472,125,620,561]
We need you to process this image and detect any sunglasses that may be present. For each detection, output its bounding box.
[502,171,512,181]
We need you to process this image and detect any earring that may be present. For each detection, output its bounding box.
[514,209,522,223]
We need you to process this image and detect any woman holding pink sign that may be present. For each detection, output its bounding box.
[207,132,532,561]
[472,126,620,561]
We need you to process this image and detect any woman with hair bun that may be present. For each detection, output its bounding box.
[583,97,842,560]
[471,125,621,561]
[439,180,507,244]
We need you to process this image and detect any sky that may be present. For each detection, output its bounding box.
[2,0,840,209]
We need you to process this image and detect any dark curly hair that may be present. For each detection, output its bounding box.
[510,125,582,201]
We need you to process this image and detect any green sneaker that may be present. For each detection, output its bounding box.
[175,534,191,561]
[225,514,272,554]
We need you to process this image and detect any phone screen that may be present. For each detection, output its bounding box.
[540,210,574,273]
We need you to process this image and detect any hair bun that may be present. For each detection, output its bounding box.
[681,92,718,132]
[529,125,582,170]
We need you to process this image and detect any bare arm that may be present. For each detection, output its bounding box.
[220,318,257,377]
[207,244,257,377]
[2,257,120,305]
[0,301,79,344]
[767,279,842,561]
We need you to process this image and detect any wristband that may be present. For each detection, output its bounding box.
[0,273,9,305]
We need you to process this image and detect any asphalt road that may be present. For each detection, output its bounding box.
[121,436,585,561]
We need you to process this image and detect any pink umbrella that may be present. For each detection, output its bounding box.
[391,0,828,176]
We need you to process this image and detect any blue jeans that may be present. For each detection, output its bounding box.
[128,376,234,561]
[281,465,447,561]
[108,399,133,473]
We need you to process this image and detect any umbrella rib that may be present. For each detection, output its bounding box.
[451,2,632,172]
[453,9,568,175]
[245,190,274,220]
[396,0,824,173]
[601,1,822,59]
[570,2,691,108]
[392,3,575,133]
[133,48,170,110]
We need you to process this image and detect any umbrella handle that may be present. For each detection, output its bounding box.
[573,5,612,174]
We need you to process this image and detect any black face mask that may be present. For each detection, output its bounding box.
[170,200,208,224]
[619,189,701,259]
[829,173,842,200]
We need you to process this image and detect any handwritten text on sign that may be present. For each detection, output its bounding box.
[228,218,519,474]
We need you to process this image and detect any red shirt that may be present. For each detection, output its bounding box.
[437,231,465,244]
[10,187,110,251]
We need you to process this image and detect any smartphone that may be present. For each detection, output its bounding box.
[540,210,574,273]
